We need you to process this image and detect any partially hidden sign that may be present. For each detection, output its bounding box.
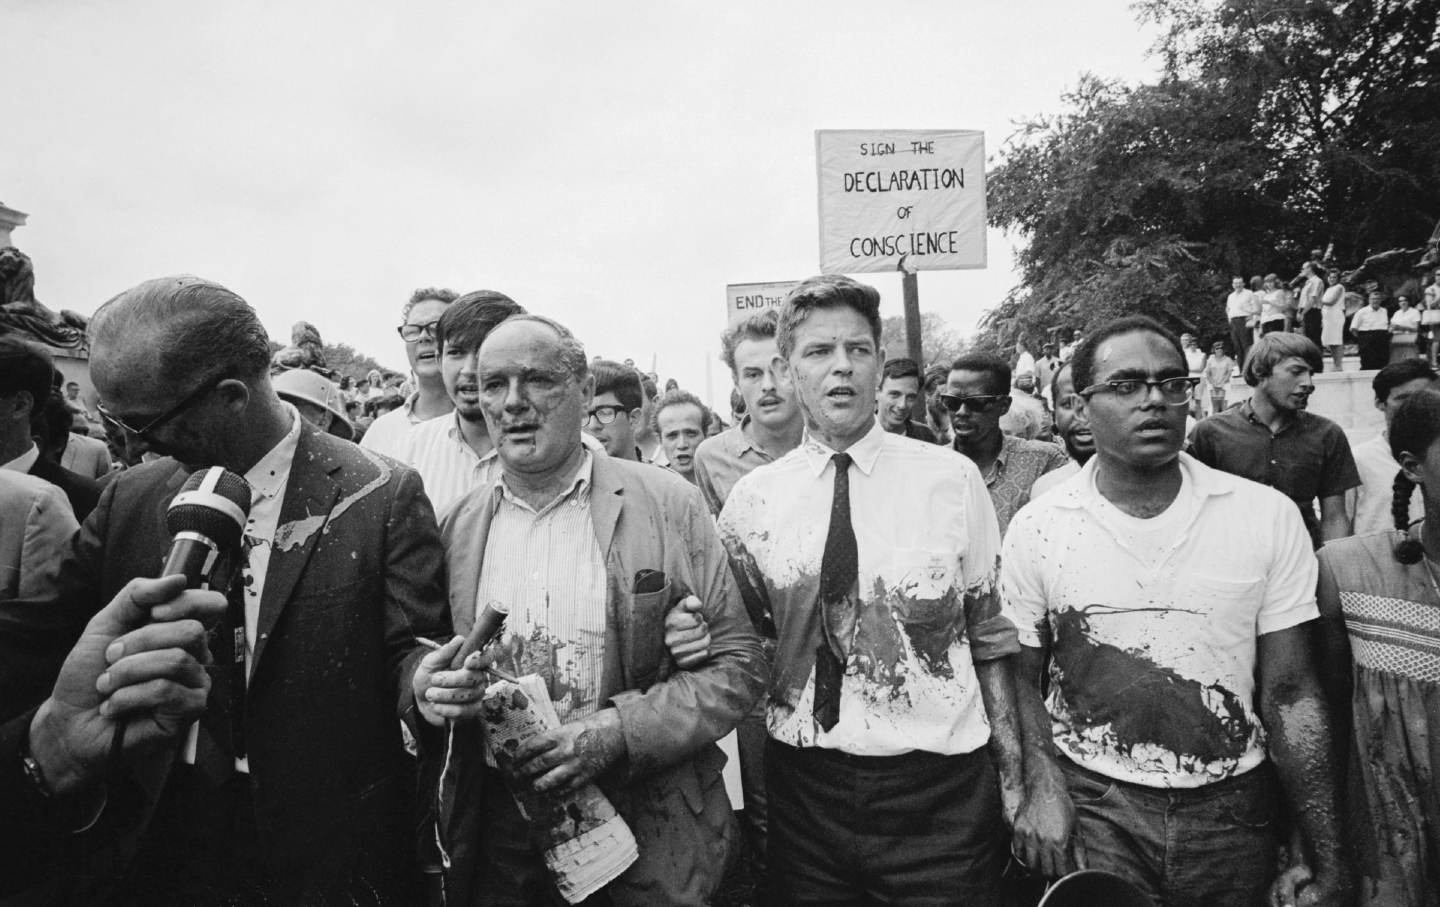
[816,129,987,274]
[725,281,800,326]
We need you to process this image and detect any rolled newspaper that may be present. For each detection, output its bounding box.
[482,674,638,904]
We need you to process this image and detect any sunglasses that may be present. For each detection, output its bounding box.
[97,374,228,438]
[396,320,440,342]
[939,393,1007,414]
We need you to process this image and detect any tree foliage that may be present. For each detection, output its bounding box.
[981,0,1440,351]
[880,311,967,369]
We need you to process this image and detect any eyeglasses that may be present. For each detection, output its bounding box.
[396,320,440,342]
[97,374,228,438]
[585,404,630,425]
[1078,375,1200,406]
[938,393,1007,414]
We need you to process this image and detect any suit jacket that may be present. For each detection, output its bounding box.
[28,455,102,524]
[434,451,765,907]
[0,470,76,604]
[0,424,450,903]
[60,433,112,481]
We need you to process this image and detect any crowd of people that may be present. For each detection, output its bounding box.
[1,269,1439,907]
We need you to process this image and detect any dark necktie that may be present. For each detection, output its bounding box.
[196,543,250,784]
[813,452,857,732]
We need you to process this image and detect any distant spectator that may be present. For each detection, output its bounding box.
[1390,294,1421,364]
[1320,270,1347,372]
[652,388,709,483]
[1352,290,1391,370]
[1202,341,1236,415]
[876,357,937,442]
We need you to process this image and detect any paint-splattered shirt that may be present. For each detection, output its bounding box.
[1001,454,1319,788]
[719,422,1015,757]
[475,451,608,724]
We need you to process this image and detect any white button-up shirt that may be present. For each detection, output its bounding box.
[720,421,1014,757]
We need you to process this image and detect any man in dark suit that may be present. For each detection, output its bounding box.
[0,276,450,904]
[0,336,102,520]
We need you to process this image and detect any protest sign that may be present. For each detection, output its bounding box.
[816,129,986,274]
[725,281,799,325]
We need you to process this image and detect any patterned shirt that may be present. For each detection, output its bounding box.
[719,422,1015,757]
[475,450,608,723]
[955,433,1069,537]
[1002,454,1318,788]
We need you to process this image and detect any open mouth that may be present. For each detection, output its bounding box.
[1136,419,1171,433]
[826,386,856,402]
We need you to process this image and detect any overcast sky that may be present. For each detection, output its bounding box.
[6,1,1158,406]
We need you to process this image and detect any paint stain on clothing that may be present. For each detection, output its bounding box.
[1052,604,1251,763]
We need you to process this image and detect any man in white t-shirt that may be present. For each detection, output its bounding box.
[1350,360,1439,535]
[1224,276,1259,367]
[1002,315,1350,906]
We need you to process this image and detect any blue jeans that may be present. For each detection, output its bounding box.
[1062,759,1280,907]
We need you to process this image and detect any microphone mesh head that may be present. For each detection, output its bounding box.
[167,467,253,550]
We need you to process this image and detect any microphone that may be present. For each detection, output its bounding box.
[164,466,253,587]
[453,601,510,668]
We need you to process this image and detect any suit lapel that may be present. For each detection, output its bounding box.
[590,457,628,694]
[252,429,341,672]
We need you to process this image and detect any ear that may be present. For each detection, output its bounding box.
[772,353,793,387]
[579,373,596,410]
[1400,450,1425,486]
[217,379,251,413]
[998,395,1013,416]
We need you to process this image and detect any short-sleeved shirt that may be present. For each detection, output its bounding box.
[719,422,1015,757]
[1352,306,1390,333]
[693,417,780,517]
[1001,454,1319,788]
[359,393,427,460]
[956,433,1069,536]
[1188,401,1360,546]
[1226,289,1259,320]
[1351,433,1420,537]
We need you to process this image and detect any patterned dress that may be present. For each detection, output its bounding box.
[1318,530,1440,907]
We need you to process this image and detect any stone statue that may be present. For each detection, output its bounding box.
[0,247,88,350]
[271,320,335,378]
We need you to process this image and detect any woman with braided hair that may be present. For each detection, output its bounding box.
[1316,388,1440,905]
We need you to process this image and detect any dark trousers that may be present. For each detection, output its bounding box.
[1061,759,1280,907]
[1228,317,1253,367]
[1358,330,1390,370]
[1261,319,1286,335]
[1302,309,1323,360]
[471,764,614,907]
[766,739,1006,906]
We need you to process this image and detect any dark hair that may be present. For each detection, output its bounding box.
[1071,315,1184,392]
[33,390,72,461]
[949,352,1011,397]
[882,357,922,384]
[1050,360,1073,403]
[434,290,524,355]
[640,373,657,402]
[0,337,56,412]
[721,309,779,377]
[1374,360,1439,404]
[401,286,459,322]
[651,388,711,435]
[591,359,643,412]
[776,275,882,359]
[1389,389,1440,563]
[922,364,949,394]
[730,387,745,416]
[89,275,272,384]
[1243,333,1324,386]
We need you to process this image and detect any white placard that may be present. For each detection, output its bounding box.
[816,129,987,274]
[725,280,800,325]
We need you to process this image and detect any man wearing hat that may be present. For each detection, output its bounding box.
[272,368,355,441]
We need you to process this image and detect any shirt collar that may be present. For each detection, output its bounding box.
[1238,399,1305,434]
[2,444,40,474]
[446,411,498,463]
[244,403,303,501]
[1052,451,1236,511]
[799,418,885,478]
[495,445,594,513]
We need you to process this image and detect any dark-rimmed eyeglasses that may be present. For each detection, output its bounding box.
[585,404,631,425]
[97,374,228,438]
[397,321,440,342]
[939,393,1007,414]
[1078,375,1200,406]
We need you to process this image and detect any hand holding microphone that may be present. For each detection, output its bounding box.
[27,467,253,797]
